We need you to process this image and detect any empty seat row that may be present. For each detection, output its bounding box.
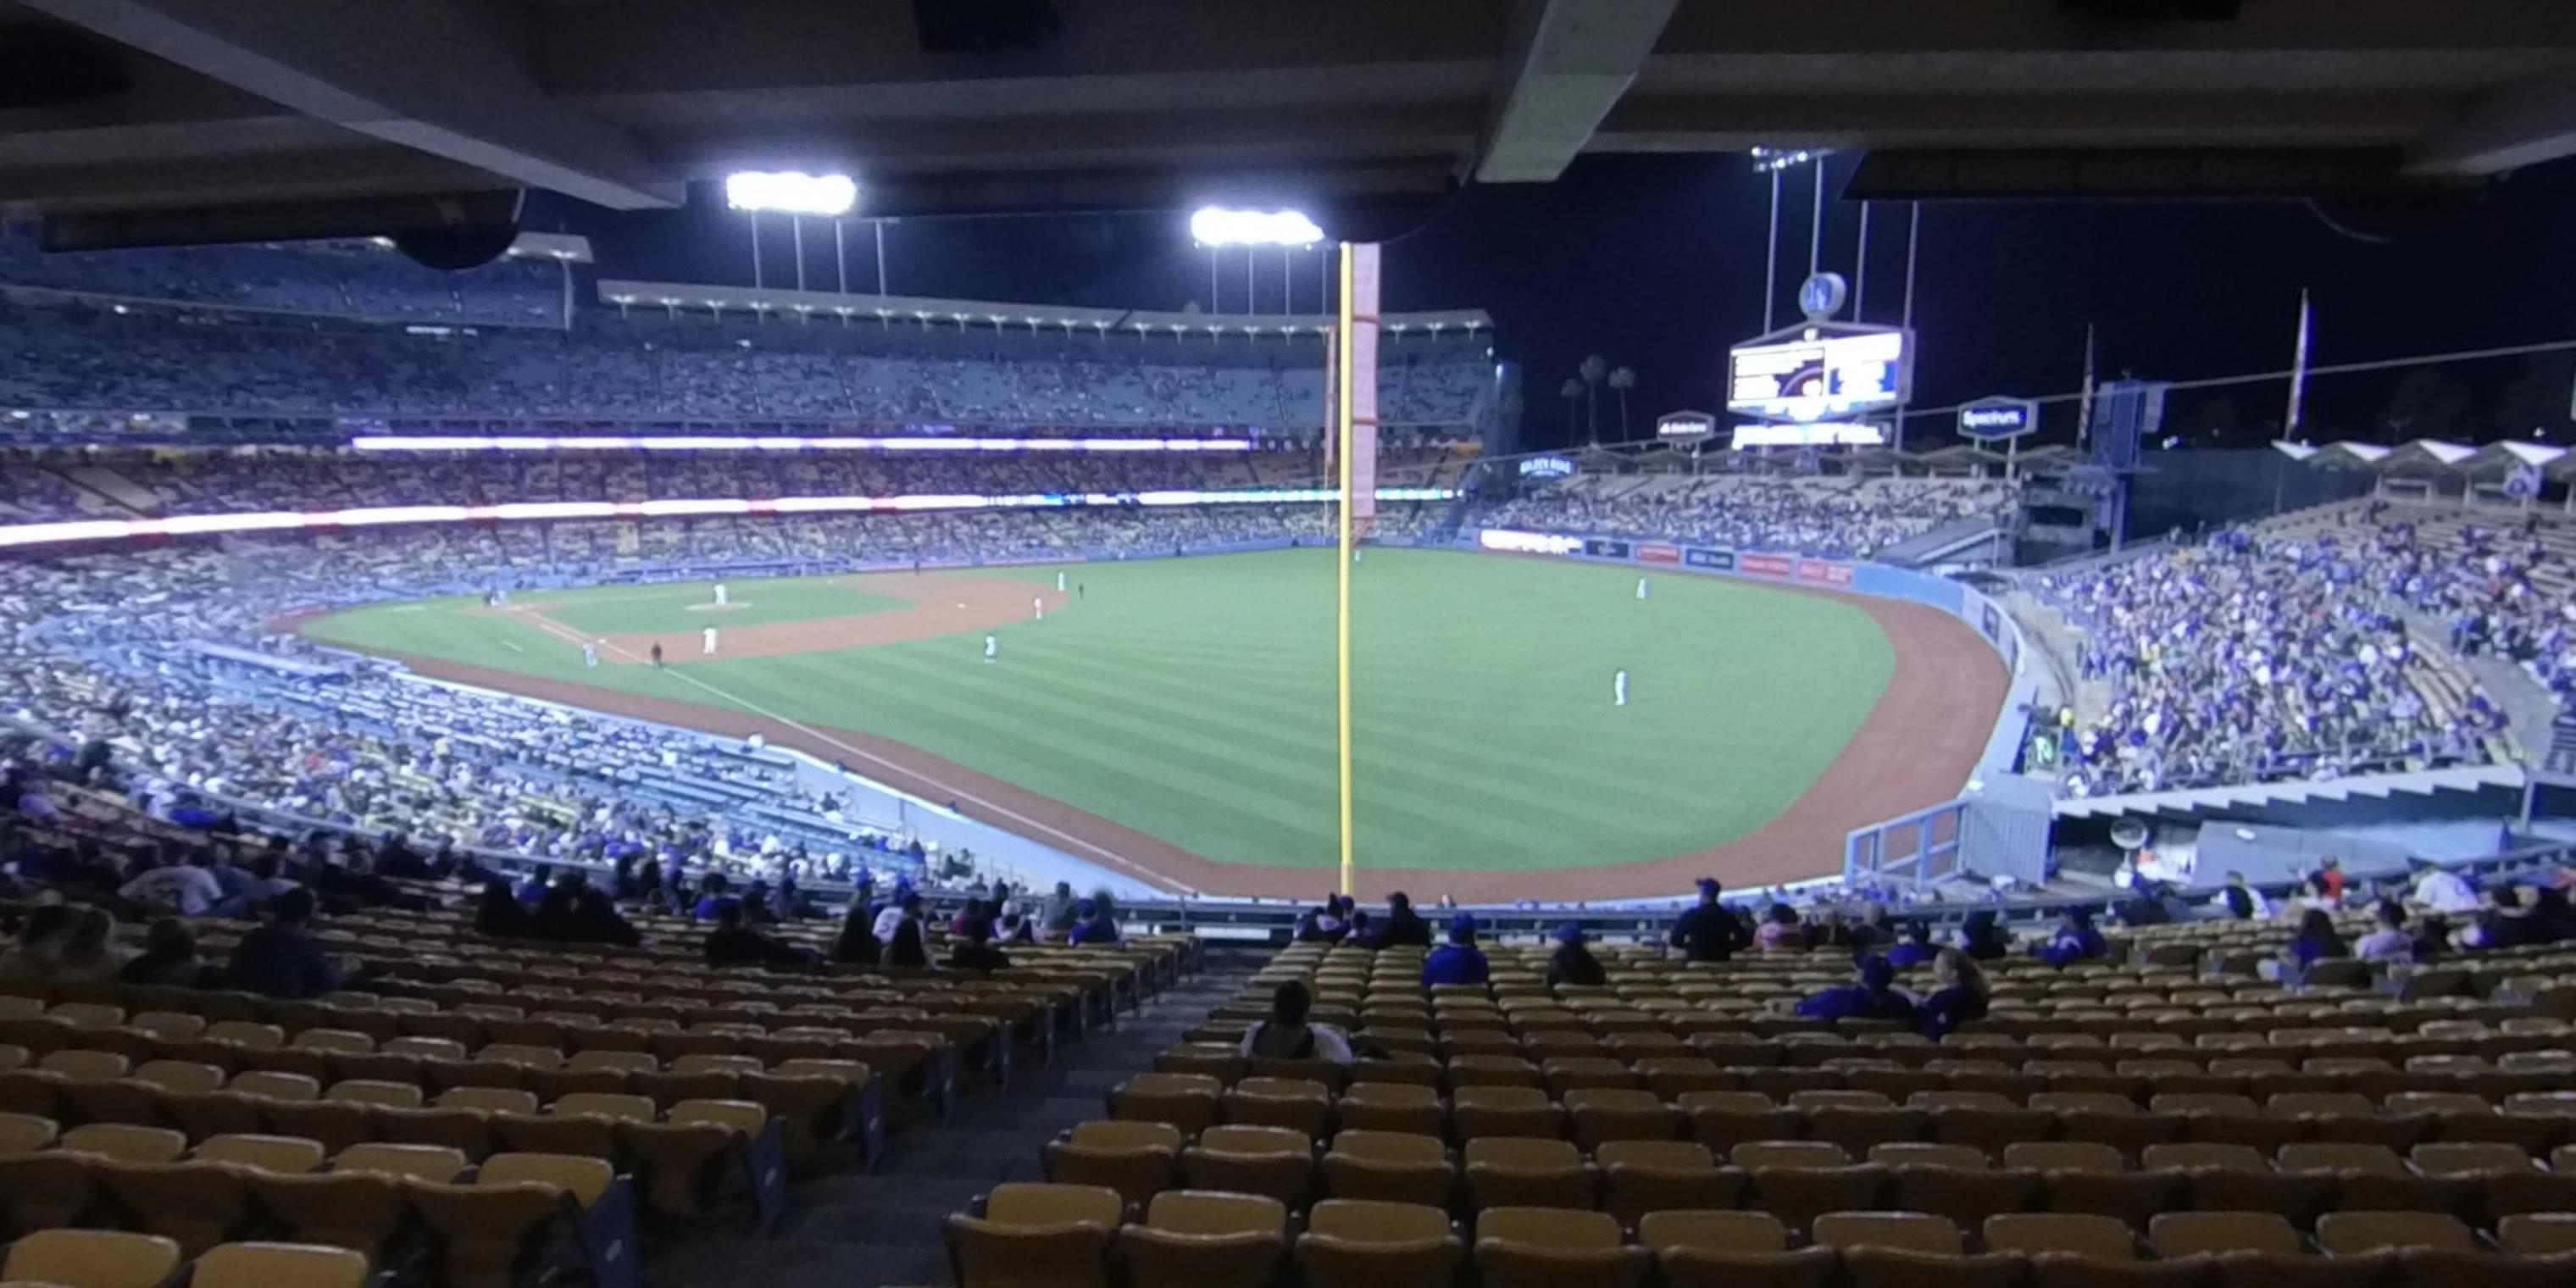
[3,1231,369,1288]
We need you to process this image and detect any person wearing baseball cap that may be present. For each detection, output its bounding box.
[1790,952,1916,1024]
[1670,877,1752,963]
[1421,912,1491,986]
[1545,921,1607,988]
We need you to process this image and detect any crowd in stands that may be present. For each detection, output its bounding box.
[0,227,564,329]
[0,296,1490,430]
[1480,473,2007,558]
[2040,522,2512,796]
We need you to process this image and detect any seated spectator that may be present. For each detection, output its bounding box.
[226,888,343,999]
[564,886,641,947]
[702,902,808,969]
[1916,948,1990,1040]
[692,873,736,922]
[0,903,74,979]
[1545,921,1607,988]
[992,900,1035,944]
[2412,913,2455,960]
[1792,953,1917,1024]
[2524,886,2576,944]
[1043,880,1078,934]
[1754,902,1806,952]
[2035,908,2106,969]
[119,847,222,917]
[2216,871,2270,920]
[52,908,126,983]
[1372,891,1433,949]
[2266,908,2349,980]
[514,866,551,906]
[883,909,930,969]
[1885,921,1938,970]
[1957,909,2012,960]
[949,897,990,941]
[117,919,214,986]
[832,898,881,966]
[1344,909,1372,943]
[2411,862,2481,913]
[947,919,1010,974]
[2354,901,2414,962]
[872,891,921,945]
[1422,913,1490,986]
[473,880,533,938]
[1069,897,1121,946]
[1239,980,1354,1064]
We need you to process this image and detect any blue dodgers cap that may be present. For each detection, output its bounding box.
[1448,913,1479,937]
[1554,921,1584,945]
[1696,878,1721,894]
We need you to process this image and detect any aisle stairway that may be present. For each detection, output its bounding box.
[643,957,1253,1288]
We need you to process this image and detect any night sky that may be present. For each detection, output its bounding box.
[537,153,2576,453]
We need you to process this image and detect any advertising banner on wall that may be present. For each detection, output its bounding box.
[1478,529,1583,555]
[1636,543,1680,564]
[1584,538,1631,558]
[1740,553,1795,578]
[1797,559,1854,586]
[1683,548,1733,571]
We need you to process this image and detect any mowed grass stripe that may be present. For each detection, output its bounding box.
[303,547,1901,873]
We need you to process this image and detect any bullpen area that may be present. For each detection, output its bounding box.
[297,547,2005,900]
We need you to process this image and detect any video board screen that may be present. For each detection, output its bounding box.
[1727,329,1907,423]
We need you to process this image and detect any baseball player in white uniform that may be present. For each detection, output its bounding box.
[713,582,729,607]
[1033,596,1045,622]
[1614,669,1629,708]
[583,641,599,668]
[985,634,999,663]
[1637,576,1650,601]
[1056,570,1067,591]
[702,626,719,655]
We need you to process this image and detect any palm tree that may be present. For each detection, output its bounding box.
[1578,354,1607,445]
[1607,366,1636,441]
[1559,378,1583,439]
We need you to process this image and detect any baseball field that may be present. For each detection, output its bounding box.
[296,547,2005,900]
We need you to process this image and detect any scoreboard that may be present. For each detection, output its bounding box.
[1726,326,1909,424]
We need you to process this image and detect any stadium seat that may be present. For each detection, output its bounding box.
[1042,1120,1182,1206]
[1319,1130,1454,1208]
[193,1241,375,1288]
[1877,1142,2039,1228]
[0,1228,183,1288]
[1109,1073,1223,1135]
[942,1181,1121,1288]
[1181,1124,1314,1208]
[1984,1213,2201,1288]
[1640,1209,1835,1288]
[1596,1139,1742,1224]
[2150,1211,2344,1288]
[408,1152,622,1288]
[1296,1199,1462,1288]
[1474,1206,1649,1288]
[1119,1189,1288,1288]
[1735,1141,1888,1235]
[1451,1085,1563,1140]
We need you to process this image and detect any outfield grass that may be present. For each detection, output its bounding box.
[301,548,1893,873]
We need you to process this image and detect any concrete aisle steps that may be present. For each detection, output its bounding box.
[643,960,1252,1288]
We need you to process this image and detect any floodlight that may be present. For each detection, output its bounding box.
[1190,207,1324,247]
[724,170,858,216]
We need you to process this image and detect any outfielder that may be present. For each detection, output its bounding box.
[1636,576,1650,601]
[1614,668,1629,708]
[985,634,999,663]
[702,626,719,655]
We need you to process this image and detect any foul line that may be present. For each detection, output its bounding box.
[504,605,1187,891]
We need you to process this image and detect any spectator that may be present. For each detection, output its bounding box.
[1042,881,1078,934]
[2315,857,2348,905]
[1545,921,1607,988]
[692,873,735,921]
[1238,980,1354,1064]
[119,847,223,917]
[2411,863,2482,914]
[117,919,214,986]
[1754,903,1806,952]
[883,910,930,969]
[1885,921,1938,970]
[1670,878,1751,963]
[832,898,881,966]
[1956,909,2012,960]
[872,891,920,946]
[225,888,342,999]
[473,881,532,938]
[1791,953,1917,1024]
[0,903,74,979]
[2217,871,2269,920]
[1422,913,1491,986]
[702,902,808,969]
[2036,908,2106,969]
[2354,901,2414,962]
[2279,908,2350,974]
[1916,948,1991,1040]
[1371,891,1433,949]
[1069,897,1121,946]
[947,919,1010,974]
[564,886,640,947]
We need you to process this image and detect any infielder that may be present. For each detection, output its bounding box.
[702,626,719,655]
[583,641,600,668]
[713,582,729,607]
[1614,668,1629,708]
[984,634,999,663]
[1033,596,1045,622]
[1056,570,1067,592]
[1636,576,1650,601]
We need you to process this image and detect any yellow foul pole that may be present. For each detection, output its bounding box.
[1335,242,1357,897]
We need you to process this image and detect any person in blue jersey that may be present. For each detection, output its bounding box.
[1916,948,1991,1040]
[1885,921,1940,970]
[2035,908,2107,969]
[1791,953,1917,1024]
[1422,913,1491,986]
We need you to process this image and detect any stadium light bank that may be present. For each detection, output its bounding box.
[724,170,859,217]
[1190,208,1324,247]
